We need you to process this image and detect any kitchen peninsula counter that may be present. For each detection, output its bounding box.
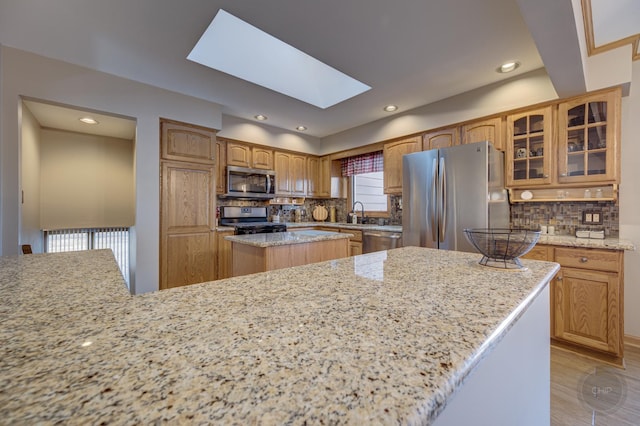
[1,248,559,425]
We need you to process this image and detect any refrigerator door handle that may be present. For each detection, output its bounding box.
[430,157,438,242]
[439,157,447,242]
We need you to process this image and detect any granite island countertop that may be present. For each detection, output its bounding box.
[225,229,352,248]
[1,248,559,425]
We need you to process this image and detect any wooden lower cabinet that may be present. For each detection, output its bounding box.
[340,228,362,256]
[216,230,234,280]
[231,238,349,277]
[522,244,624,366]
[554,267,622,357]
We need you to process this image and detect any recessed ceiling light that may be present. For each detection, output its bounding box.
[187,9,371,109]
[383,105,398,112]
[79,117,99,124]
[296,126,307,131]
[497,61,521,73]
[254,114,267,121]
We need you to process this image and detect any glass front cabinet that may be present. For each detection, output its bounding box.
[557,90,620,184]
[506,106,553,187]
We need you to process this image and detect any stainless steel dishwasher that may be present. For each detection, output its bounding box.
[362,230,403,253]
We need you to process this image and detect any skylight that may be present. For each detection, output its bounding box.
[187,9,370,109]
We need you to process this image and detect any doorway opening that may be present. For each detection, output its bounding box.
[20,97,136,287]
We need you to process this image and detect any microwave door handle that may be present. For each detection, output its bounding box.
[266,174,272,194]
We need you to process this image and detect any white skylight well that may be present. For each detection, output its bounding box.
[187,9,371,109]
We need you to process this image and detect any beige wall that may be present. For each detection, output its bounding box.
[39,129,134,229]
[19,103,42,252]
[320,68,558,155]
[1,45,222,294]
[619,60,640,338]
[218,114,321,155]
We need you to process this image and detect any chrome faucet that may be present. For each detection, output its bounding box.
[352,201,365,223]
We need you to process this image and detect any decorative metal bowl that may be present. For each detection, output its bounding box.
[463,228,541,269]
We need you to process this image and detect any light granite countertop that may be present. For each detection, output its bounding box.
[1,247,559,425]
[538,234,635,251]
[225,229,352,248]
[219,223,634,251]
[286,221,404,233]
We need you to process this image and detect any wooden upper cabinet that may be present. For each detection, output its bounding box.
[291,154,307,196]
[161,120,216,164]
[422,128,459,150]
[274,151,292,194]
[226,142,252,168]
[307,156,322,197]
[505,106,553,187]
[226,141,274,170]
[557,89,620,184]
[383,136,420,194]
[461,117,504,151]
[215,139,226,194]
[274,151,306,196]
[252,147,274,170]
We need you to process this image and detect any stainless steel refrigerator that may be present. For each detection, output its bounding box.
[402,141,509,252]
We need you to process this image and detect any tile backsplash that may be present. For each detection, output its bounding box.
[510,201,619,237]
[217,196,618,236]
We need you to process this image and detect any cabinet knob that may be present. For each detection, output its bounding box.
[560,173,567,177]
[557,275,563,281]
[543,174,549,178]
[580,257,588,263]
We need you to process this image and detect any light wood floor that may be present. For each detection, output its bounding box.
[551,344,640,425]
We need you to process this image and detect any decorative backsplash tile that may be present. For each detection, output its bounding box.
[510,201,618,236]
[217,196,617,236]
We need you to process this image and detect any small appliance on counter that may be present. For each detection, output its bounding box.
[220,206,287,235]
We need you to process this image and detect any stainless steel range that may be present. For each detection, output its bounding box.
[220,206,287,235]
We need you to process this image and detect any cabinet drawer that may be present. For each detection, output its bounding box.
[554,247,620,272]
[521,244,553,261]
[340,228,362,242]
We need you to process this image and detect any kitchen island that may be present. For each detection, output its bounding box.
[1,247,559,425]
[226,230,351,276]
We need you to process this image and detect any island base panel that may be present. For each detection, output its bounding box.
[232,239,349,277]
[433,286,550,426]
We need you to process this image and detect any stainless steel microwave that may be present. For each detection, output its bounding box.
[224,166,276,199]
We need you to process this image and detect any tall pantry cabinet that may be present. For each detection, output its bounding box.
[160,119,218,290]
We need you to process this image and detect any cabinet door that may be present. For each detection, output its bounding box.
[554,267,622,356]
[422,128,459,150]
[215,139,226,194]
[274,152,291,194]
[252,147,274,170]
[349,241,363,256]
[557,89,620,184]
[291,154,307,196]
[161,120,216,165]
[226,142,252,168]
[216,231,233,280]
[160,161,215,289]
[505,107,553,187]
[383,137,420,194]
[461,117,504,151]
[307,156,321,197]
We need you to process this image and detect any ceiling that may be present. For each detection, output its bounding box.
[0,0,637,140]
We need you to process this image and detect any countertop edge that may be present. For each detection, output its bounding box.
[422,261,560,424]
[224,231,351,247]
